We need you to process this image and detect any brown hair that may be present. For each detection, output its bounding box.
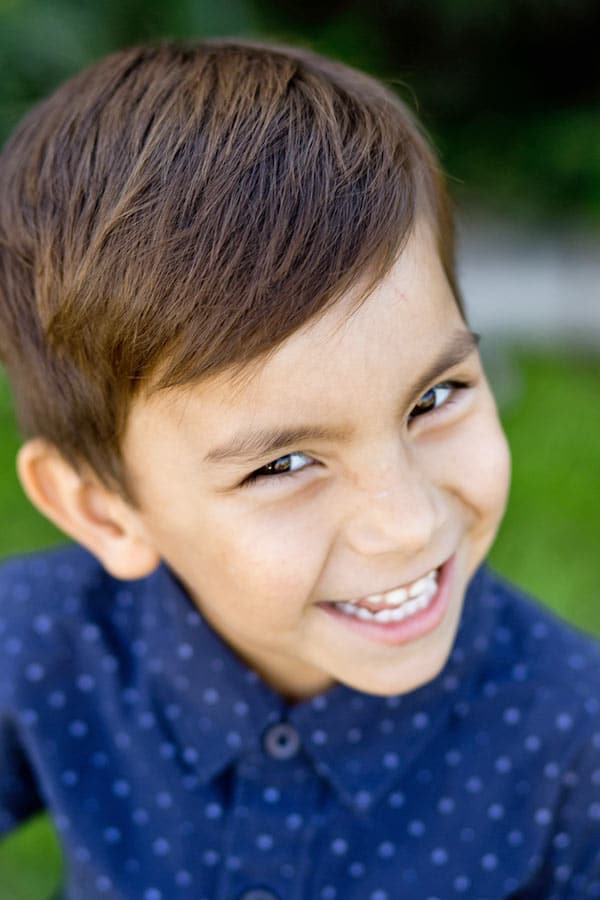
[0,38,462,506]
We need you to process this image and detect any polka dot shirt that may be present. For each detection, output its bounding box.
[0,545,599,899]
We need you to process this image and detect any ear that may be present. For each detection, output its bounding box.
[16,438,161,580]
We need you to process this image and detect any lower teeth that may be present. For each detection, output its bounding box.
[334,588,436,623]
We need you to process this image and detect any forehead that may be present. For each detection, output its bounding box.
[125,224,466,452]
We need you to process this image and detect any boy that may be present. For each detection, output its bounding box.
[0,38,598,900]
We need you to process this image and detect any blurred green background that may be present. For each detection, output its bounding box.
[1,0,599,896]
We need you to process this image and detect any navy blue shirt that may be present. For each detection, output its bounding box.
[0,544,599,900]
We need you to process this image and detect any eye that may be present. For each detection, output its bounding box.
[241,451,314,487]
[409,380,467,422]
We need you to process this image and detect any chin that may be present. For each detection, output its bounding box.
[341,652,452,698]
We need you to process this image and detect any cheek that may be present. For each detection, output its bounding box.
[458,411,512,523]
[211,505,333,603]
[427,400,511,517]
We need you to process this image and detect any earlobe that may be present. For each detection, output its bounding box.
[16,439,161,580]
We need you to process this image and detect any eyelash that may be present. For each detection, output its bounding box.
[240,379,470,488]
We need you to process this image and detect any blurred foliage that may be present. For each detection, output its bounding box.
[254,0,600,224]
[1,0,600,223]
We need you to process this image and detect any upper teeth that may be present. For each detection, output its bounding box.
[362,569,438,607]
[331,568,439,623]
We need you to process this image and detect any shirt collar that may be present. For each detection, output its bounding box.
[140,563,287,784]
[141,562,497,809]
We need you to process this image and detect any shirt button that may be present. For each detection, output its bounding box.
[263,722,301,760]
[238,890,280,900]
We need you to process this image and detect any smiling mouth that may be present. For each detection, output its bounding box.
[323,566,440,623]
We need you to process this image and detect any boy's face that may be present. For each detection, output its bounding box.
[123,224,511,701]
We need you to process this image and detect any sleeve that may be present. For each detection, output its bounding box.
[0,711,44,838]
[540,724,600,898]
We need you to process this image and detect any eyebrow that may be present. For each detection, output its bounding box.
[204,329,481,465]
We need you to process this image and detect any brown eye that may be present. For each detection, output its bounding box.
[242,451,314,487]
[409,382,460,421]
[264,456,294,474]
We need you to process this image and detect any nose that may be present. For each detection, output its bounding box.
[342,452,441,558]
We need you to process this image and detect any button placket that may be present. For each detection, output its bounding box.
[218,722,318,899]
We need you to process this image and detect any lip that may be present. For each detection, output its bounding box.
[318,554,455,646]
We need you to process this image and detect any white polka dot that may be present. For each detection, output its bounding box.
[331,838,348,855]
[466,776,483,793]
[256,833,274,850]
[354,790,371,809]
[535,807,552,826]
[383,751,399,769]
[25,662,45,682]
[555,712,573,731]
[438,797,455,814]
[152,838,170,856]
[413,712,430,729]
[204,802,222,819]
[503,707,521,725]
[588,802,600,821]
[348,861,365,878]
[177,643,193,659]
[68,719,88,738]
[445,749,462,766]
[495,755,512,773]
[377,841,395,859]
[555,865,572,882]
[112,780,131,797]
[103,827,121,844]
[33,615,52,634]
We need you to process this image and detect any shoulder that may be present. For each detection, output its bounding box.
[0,543,112,622]
[461,569,600,889]
[0,544,124,707]
[471,565,599,736]
[479,566,600,677]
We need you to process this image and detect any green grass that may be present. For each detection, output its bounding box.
[0,346,599,896]
[0,816,61,899]
[487,347,600,635]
